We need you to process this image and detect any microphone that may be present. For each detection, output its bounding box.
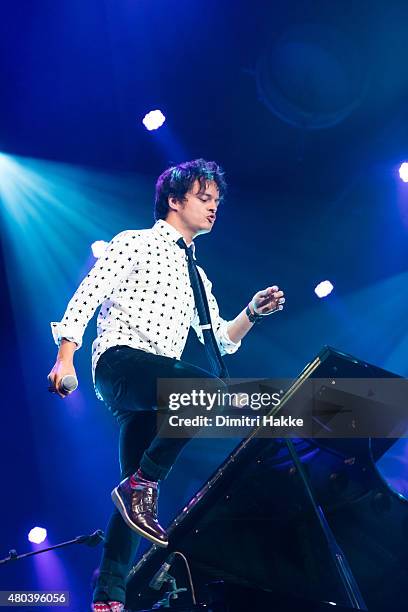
[149,553,176,590]
[60,375,78,393]
[47,375,78,394]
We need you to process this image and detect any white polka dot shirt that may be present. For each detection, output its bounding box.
[51,220,241,399]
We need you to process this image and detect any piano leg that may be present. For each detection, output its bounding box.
[285,439,368,610]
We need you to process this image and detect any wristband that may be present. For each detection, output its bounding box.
[245,303,263,324]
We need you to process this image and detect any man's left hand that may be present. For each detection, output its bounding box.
[251,285,285,316]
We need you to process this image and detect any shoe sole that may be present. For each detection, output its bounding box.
[111,486,168,548]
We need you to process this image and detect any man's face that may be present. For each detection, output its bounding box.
[171,180,220,236]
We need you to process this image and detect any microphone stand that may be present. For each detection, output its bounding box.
[0,530,104,566]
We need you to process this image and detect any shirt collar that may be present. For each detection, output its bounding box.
[153,219,196,259]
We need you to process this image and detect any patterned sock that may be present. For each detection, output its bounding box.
[91,601,124,612]
[91,603,110,612]
[130,468,157,486]
[108,602,124,612]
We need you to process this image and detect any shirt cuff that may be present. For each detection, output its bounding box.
[50,322,83,350]
[217,320,241,355]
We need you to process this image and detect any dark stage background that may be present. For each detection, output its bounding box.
[1,1,408,609]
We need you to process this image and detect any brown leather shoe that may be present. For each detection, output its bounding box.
[111,474,168,547]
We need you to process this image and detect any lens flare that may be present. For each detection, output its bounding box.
[398,162,408,183]
[28,527,47,544]
[91,240,109,258]
[314,280,334,298]
[142,110,166,131]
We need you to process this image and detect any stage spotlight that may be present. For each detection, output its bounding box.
[91,240,108,259]
[142,110,166,131]
[28,527,47,544]
[399,162,408,183]
[314,280,334,298]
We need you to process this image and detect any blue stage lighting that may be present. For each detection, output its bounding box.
[314,280,334,298]
[91,240,109,258]
[28,527,47,544]
[399,162,408,183]
[142,110,166,131]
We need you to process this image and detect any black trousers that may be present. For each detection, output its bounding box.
[92,345,221,603]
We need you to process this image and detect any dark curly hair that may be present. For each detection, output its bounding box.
[154,158,227,221]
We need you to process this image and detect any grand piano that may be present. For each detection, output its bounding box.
[124,347,408,611]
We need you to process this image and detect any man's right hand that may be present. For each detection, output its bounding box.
[48,359,78,398]
[48,339,78,398]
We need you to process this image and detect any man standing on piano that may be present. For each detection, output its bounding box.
[47,159,285,611]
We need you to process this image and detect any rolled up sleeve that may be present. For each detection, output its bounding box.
[50,322,85,349]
